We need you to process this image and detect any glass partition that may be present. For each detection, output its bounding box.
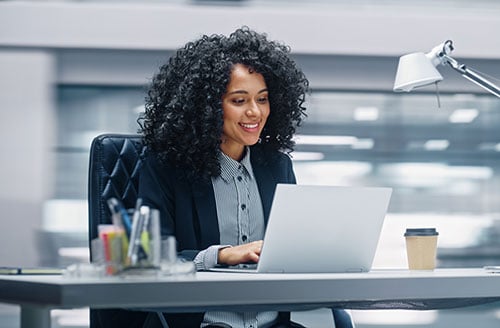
[55,87,500,268]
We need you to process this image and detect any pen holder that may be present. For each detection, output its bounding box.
[124,207,161,271]
[93,207,161,276]
[93,202,195,277]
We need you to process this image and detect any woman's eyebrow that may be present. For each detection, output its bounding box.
[226,88,268,96]
[226,90,248,95]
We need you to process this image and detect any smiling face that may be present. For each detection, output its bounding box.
[220,64,270,161]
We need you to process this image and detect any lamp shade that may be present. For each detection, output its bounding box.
[393,52,443,92]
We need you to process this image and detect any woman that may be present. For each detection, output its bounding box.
[136,27,307,327]
[93,26,354,328]
[139,27,308,269]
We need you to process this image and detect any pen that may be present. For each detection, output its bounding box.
[140,206,151,257]
[127,198,144,265]
[107,198,132,237]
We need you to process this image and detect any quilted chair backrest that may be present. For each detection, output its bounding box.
[87,134,144,253]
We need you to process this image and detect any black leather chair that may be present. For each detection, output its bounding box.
[88,133,354,328]
[88,133,144,244]
[88,134,150,328]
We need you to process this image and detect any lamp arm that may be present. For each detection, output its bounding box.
[441,54,500,97]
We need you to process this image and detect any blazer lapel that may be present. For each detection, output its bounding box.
[191,179,220,247]
[252,161,275,224]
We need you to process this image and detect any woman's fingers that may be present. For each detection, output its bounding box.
[218,240,263,266]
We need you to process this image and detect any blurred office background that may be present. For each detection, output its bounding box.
[1,0,500,327]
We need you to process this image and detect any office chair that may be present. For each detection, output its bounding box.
[88,133,354,328]
[88,133,144,243]
[88,133,150,327]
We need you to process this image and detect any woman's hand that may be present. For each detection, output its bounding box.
[217,240,263,266]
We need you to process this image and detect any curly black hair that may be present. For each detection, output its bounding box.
[138,27,309,179]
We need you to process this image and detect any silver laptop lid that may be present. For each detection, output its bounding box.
[257,184,392,273]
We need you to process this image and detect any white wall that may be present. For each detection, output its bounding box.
[0,50,55,266]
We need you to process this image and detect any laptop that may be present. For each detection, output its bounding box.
[211,183,392,273]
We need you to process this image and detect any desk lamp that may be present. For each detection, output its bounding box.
[393,40,500,98]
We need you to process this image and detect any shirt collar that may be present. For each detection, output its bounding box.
[218,147,255,183]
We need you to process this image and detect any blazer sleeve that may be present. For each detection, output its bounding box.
[137,154,220,261]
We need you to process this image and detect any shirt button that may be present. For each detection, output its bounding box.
[241,204,246,210]
[237,176,242,181]
[242,235,248,242]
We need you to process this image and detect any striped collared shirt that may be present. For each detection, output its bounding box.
[195,147,278,328]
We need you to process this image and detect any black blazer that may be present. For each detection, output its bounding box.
[138,146,297,260]
[92,146,297,328]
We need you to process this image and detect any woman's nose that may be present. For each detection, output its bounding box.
[246,101,260,117]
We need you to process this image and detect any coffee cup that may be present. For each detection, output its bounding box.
[404,228,439,270]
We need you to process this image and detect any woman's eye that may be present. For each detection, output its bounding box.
[257,97,268,103]
[232,98,245,104]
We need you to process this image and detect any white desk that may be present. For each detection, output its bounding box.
[1,268,500,328]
